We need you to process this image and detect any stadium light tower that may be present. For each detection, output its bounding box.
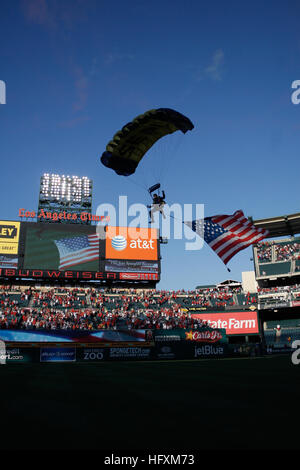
[38,173,93,224]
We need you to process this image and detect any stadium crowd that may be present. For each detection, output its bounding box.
[257,242,273,262]
[275,242,300,261]
[0,305,209,330]
[31,289,88,308]
[257,239,300,263]
[257,285,300,312]
[0,284,257,330]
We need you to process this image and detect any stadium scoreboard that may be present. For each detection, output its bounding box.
[38,174,93,225]
[0,220,160,282]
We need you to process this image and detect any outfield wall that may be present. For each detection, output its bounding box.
[0,328,266,363]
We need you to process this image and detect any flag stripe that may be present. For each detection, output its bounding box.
[217,230,267,260]
[214,229,260,255]
[219,232,267,262]
[60,249,100,268]
[60,254,100,269]
[222,233,267,264]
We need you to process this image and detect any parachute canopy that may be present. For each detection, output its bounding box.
[100,108,194,176]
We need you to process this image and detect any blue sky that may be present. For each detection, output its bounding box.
[1,0,300,290]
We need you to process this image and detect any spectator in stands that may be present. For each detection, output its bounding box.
[0,284,259,331]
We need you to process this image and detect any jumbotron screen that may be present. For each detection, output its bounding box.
[0,220,160,281]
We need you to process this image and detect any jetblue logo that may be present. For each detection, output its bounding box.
[194,345,224,357]
[0,80,6,105]
[111,235,127,251]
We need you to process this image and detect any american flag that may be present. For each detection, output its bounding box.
[54,234,99,270]
[185,210,269,266]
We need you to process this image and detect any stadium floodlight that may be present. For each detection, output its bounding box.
[38,173,93,225]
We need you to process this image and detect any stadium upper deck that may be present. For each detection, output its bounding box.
[254,237,300,280]
[251,212,300,283]
[253,212,300,238]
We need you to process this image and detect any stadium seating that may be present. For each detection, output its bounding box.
[256,238,300,279]
[1,285,299,342]
[0,284,260,330]
[257,242,273,262]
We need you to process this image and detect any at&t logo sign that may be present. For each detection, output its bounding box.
[111,235,155,251]
[111,235,127,251]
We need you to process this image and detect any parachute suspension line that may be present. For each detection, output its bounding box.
[155,137,167,184]
[126,177,148,192]
[167,213,185,223]
[160,132,183,184]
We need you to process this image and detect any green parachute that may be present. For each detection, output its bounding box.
[100,108,194,176]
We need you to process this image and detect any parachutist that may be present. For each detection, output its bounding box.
[149,190,166,223]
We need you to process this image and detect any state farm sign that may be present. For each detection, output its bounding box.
[191,311,259,335]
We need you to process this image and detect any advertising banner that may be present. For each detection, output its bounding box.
[188,306,226,312]
[266,344,292,355]
[229,343,263,357]
[154,340,228,360]
[0,268,122,281]
[0,342,258,363]
[119,272,158,280]
[193,344,227,358]
[0,329,148,343]
[153,328,228,360]
[1,347,38,363]
[0,221,20,255]
[190,311,259,335]
[153,328,228,344]
[105,226,158,261]
[40,347,76,362]
[155,344,178,360]
[79,348,106,362]
[0,255,18,268]
[259,301,290,310]
[108,346,153,360]
[77,345,155,361]
[105,258,159,273]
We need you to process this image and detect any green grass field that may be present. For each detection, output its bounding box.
[0,355,299,450]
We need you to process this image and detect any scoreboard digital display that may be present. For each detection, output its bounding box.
[0,221,160,282]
